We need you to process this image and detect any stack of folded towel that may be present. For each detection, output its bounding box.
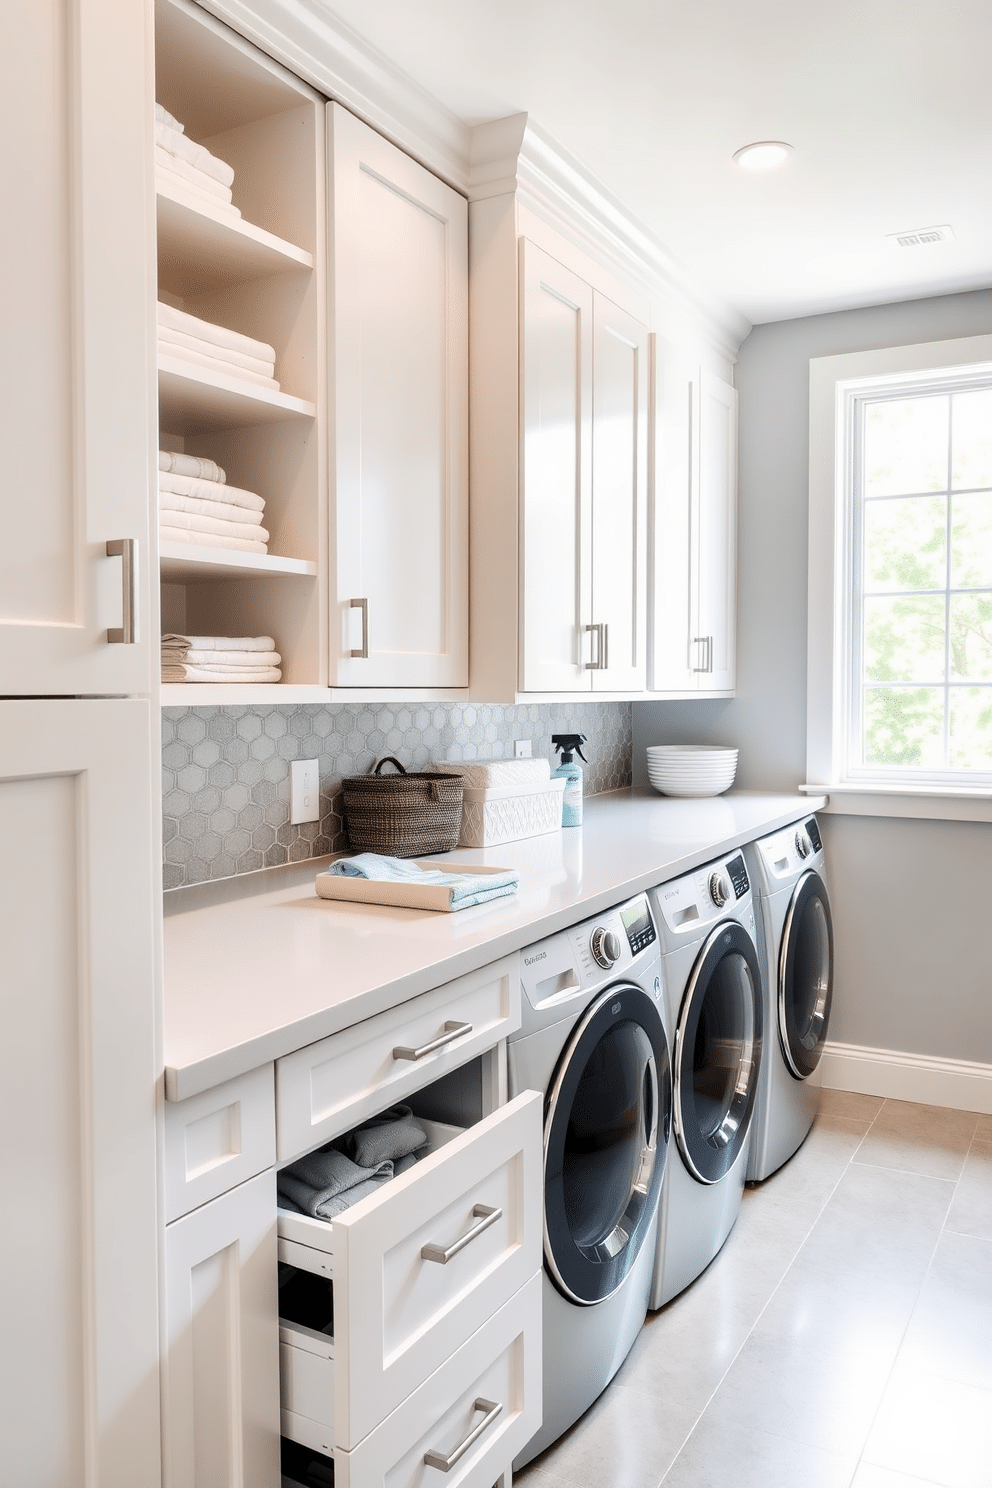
[161,634,282,684]
[158,450,270,554]
[277,1105,430,1220]
[155,103,241,220]
[158,302,280,392]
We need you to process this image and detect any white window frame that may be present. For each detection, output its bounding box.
[807,332,992,822]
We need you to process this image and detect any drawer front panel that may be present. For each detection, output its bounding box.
[336,1271,542,1488]
[333,1090,541,1448]
[164,1063,275,1222]
[275,955,520,1162]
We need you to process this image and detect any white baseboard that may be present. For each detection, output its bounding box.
[821,1041,992,1114]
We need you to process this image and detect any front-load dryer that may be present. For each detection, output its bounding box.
[743,815,833,1183]
[648,851,763,1309]
[508,892,672,1467]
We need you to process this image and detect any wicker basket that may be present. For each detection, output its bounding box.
[341,756,464,857]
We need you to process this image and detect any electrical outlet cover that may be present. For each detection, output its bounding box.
[290,758,320,824]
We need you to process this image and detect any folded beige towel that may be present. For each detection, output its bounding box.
[157,302,275,365]
[159,524,267,554]
[154,119,235,188]
[160,490,265,526]
[164,664,282,684]
[157,339,279,392]
[158,322,274,379]
[155,160,242,220]
[163,634,276,653]
[154,144,232,203]
[185,648,281,666]
[159,508,269,543]
[158,471,263,511]
[159,451,226,484]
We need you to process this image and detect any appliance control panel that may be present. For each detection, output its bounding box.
[520,894,659,1010]
[619,894,656,955]
[806,817,822,853]
[653,851,754,936]
[726,853,750,899]
[756,815,825,882]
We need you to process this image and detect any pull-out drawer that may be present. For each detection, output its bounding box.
[275,955,520,1162]
[277,1089,541,1451]
[163,1063,276,1222]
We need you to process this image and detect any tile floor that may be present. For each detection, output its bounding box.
[515,1093,992,1488]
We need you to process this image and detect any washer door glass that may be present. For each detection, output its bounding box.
[543,983,671,1306]
[675,921,763,1185]
[779,870,833,1079]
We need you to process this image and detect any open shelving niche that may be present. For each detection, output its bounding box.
[155,0,327,702]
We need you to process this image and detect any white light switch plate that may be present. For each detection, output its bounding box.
[290,758,320,824]
[514,739,533,758]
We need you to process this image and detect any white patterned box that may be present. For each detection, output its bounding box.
[458,778,565,847]
[434,758,551,789]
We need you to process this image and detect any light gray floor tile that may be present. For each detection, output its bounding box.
[753,1111,872,1213]
[620,1270,753,1415]
[898,1232,992,1390]
[751,1255,918,1368]
[854,1099,978,1182]
[861,1363,992,1488]
[660,1413,856,1488]
[945,1139,992,1242]
[796,1161,954,1285]
[851,1466,955,1488]
[820,1087,885,1123]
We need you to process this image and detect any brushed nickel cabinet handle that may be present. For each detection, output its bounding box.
[584,622,606,669]
[423,1398,503,1472]
[421,1204,502,1265]
[106,538,137,644]
[692,635,713,673]
[392,1020,472,1062]
[349,597,369,658]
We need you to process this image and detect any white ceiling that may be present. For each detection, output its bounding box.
[317,0,992,326]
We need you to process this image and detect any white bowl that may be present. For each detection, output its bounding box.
[646,743,737,797]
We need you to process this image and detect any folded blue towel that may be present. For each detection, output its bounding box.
[326,853,519,910]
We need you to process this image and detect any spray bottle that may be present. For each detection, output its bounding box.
[551,734,588,828]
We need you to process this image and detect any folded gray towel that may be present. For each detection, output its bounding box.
[278,1148,393,1219]
[345,1104,428,1167]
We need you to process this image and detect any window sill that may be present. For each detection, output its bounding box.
[801,781,992,823]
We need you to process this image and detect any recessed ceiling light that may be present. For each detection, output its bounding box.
[733,141,793,171]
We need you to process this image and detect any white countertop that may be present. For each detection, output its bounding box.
[163,789,825,1099]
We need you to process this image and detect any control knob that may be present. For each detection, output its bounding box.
[795,829,811,859]
[709,871,730,908]
[591,926,621,969]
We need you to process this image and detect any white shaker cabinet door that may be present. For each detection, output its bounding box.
[0,701,161,1487]
[590,294,648,693]
[329,103,469,689]
[650,343,700,692]
[520,240,594,692]
[696,369,738,693]
[0,0,155,695]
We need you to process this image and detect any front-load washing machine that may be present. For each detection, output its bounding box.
[744,815,833,1183]
[508,892,672,1467]
[648,851,763,1309]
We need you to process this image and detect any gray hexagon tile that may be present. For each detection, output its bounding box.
[162,702,632,889]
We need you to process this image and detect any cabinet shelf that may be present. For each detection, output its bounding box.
[161,683,326,704]
[158,357,316,433]
[159,543,317,582]
[157,185,313,296]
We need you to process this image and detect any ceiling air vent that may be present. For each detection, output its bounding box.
[886,224,955,248]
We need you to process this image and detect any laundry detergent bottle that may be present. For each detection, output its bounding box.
[551,733,588,827]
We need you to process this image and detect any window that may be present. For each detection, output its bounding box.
[807,333,992,815]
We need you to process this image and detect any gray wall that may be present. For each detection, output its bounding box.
[634,287,992,1065]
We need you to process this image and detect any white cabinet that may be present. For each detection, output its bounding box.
[0,0,155,695]
[0,701,161,1487]
[329,104,469,691]
[650,340,738,695]
[519,241,648,695]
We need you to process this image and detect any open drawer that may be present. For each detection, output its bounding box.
[277,1089,542,1452]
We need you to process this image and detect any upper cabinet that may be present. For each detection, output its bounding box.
[1,0,156,696]
[328,105,469,691]
[650,340,738,696]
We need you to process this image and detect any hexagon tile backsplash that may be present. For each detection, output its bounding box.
[162,701,633,890]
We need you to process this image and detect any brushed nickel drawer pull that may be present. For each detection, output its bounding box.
[349,597,369,658]
[421,1204,502,1265]
[584,621,605,669]
[392,1020,472,1062]
[423,1397,503,1471]
[106,538,137,644]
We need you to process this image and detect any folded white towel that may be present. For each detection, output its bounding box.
[158,322,274,379]
[154,119,235,188]
[159,451,226,484]
[158,471,264,512]
[159,508,270,543]
[155,103,184,133]
[157,339,280,392]
[155,160,242,220]
[165,664,282,684]
[157,302,276,365]
[159,490,265,526]
[154,144,232,203]
[184,648,281,666]
[163,634,277,653]
[159,525,267,554]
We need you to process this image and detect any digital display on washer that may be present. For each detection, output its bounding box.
[806,817,822,853]
[726,854,750,899]
[621,896,656,954]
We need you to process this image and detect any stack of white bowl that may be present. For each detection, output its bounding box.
[646,745,738,797]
